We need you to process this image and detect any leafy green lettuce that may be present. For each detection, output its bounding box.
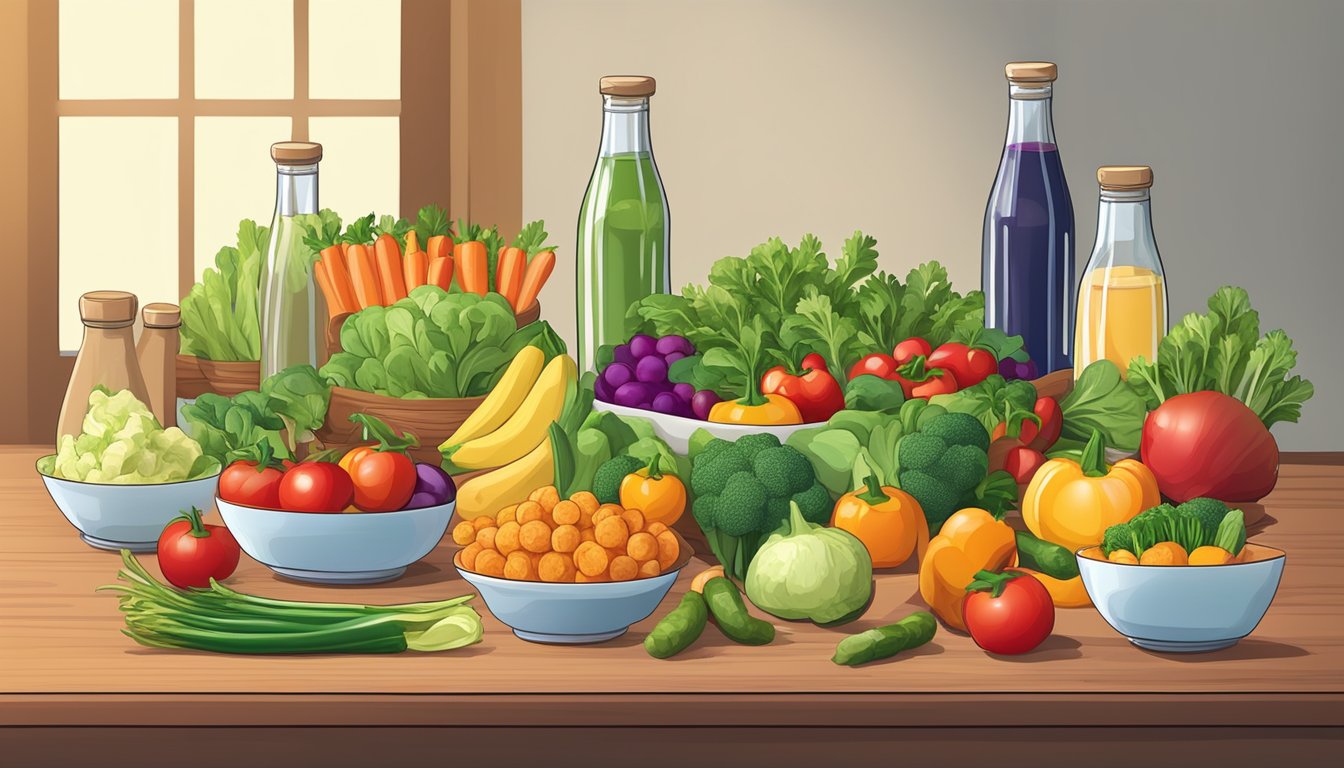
[181,365,331,463]
[180,219,269,361]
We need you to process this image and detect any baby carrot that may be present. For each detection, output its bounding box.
[374,233,407,304]
[515,249,555,311]
[347,244,382,309]
[495,246,526,309]
[403,230,420,256]
[403,249,429,291]
[313,263,341,318]
[426,235,452,261]
[321,253,358,314]
[456,240,487,295]
[427,256,454,291]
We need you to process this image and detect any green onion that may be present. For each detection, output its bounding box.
[100,550,483,655]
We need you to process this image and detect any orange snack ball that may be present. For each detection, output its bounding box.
[573,541,610,578]
[656,530,679,571]
[474,549,507,577]
[638,560,662,579]
[504,550,536,581]
[552,499,581,527]
[645,521,669,537]
[595,516,630,549]
[570,491,600,517]
[609,555,639,582]
[458,541,483,570]
[530,485,561,513]
[472,515,495,532]
[451,521,476,546]
[580,528,597,544]
[626,531,658,563]
[516,500,545,526]
[538,551,576,582]
[475,525,499,551]
[620,509,645,534]
[592,504,622,526]
[495,505,518,526]
[552,524,582,554]
[520,520,553,553]
[495,520,522,556]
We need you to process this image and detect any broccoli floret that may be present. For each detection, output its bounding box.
[716,472,768,536]
[690,444,751,497]
[921,411,990,453]
[934,444,989,491]
[791,482,833,525]
[896,412,995,532]
[1177,497,1229,537]
[754,445,815,495]
[898,433,944,472]
[1126,503,1211,555]
[592,454,645,504]
[1101,522,1135,557]
[899,469,960,529]
[691,494,720,532]
[734,432,782,463]
[763,496,791,529]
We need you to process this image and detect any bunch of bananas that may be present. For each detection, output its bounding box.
[440,347,578,519]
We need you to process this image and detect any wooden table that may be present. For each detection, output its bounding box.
[3,446,1342,766]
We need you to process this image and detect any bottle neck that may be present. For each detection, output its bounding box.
[1005,84,1057,148]
[598,96,652,157]
[275,163,318,217]
[1093,189,1158,262]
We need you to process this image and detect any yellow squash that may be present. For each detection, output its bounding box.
[1022,430,1159,555]
[707,394,802,425]
[454,437,554,520]
[918,507,1016,632]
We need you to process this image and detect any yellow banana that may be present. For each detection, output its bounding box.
[453,438,554,520]
[443,354,575,470]
[440,345,545,449]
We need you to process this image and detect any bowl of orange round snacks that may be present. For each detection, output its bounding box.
[452,485,694,644]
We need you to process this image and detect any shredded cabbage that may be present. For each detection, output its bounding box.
[50,388,218,484]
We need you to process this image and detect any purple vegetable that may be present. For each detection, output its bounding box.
[594,376,615,403]
[614,382,652,407]
[998,357,1038,381]
[655,335,694,356]
[672,382,695,402]
[613,344,635,366]
[677,400,696,419]
[635,355,668,383]
[603,362,635,388]
[411,463,456,506]
[629,334,658,359]
[647,379,673,395]
[664,351,687,367]
[691,390,722,421]
[651,392,681,414]
[405,491,442,510]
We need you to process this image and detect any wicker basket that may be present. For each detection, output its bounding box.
[175,355,260,399]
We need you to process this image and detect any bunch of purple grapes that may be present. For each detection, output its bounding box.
[998,357,1038,381]
[595,334,722,419]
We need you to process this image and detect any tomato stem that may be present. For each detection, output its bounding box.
[965,569,1022,598]
[170,506,212,539]
[857,470,889,506]
[645,454,664,481]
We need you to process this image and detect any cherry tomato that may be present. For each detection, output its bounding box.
[1004,446,1048,485]
[892,337,933,366]
[928,342,998,389]
[157,507,241,588]
[760,353,846,423]
[963,569,1055,655]
[848,353,898,381]
[279,463,355,513]
[219,459,289,508]
[343,447,417,512]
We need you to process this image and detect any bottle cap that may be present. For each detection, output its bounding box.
[600,76,656,97]
[79,291,138,327]
[1005,62,1058,83]
[271,141,323,164]
[142,302,181,329]
[1097,165,1154,190]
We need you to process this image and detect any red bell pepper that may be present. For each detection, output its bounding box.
[761,353,845,423]
[893,356,958,399]
[990,396,1062,453]
[928,342,998,389]
[893,337,932,366]
[848,352,899,381]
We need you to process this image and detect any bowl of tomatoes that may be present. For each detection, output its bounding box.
[216,422,458,584]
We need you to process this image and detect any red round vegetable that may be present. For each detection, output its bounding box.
[848,353,899,380]
[760,353,845,423]
[219,460,287,508]
[157,506,241,588]
[928,342,997,389]
[963,569,1054,655]
[279,463,355,513]
[1140,391,1279,502]
[893,337,932,366]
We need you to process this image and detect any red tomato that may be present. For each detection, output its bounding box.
[344,448,417,512]
[892,337,932,366]
[219,460,288,508]
[1004,446,1047,484]
[848,353,899,381]
[963,569,1055,655]
[157,507,241,588]
[908,369,958,398]
[928,342,998,389]
[760,353,846,423]
[279,463,355,513]
[1140,391,1279,503]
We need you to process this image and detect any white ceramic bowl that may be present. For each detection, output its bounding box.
[592,400,815,454]
[455,533,695,644]
[217,497,455,585]
[37,456,221,552]
[1077,544,1286,653]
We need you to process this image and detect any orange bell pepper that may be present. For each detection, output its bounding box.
[918,506,1016,631]
[618,455,686,527]
[707,394,802,425]
[831,471,928,568]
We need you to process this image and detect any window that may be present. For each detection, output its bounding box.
[56,0,402,352]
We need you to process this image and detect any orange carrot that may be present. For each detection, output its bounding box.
[374,233,407,304]
[313,263,341,319]
[515,249,555,311]
[427,256,454,291]
[404,249,429,291]
[321,253,358,314]
[404,230,420,256]
[426,234,452,261]
[495,246,526,310]
[339,242,351,260]
[347,244,382,309]
[456,240,487,295]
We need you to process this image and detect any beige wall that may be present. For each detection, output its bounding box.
[523,0,1344,450]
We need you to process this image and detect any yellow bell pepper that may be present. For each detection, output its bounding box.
[708,394,802,425]
[618,454,686,526]
[831,472,928,568]
[918,507,1016,632]
[1022,430,1159,556]
[1018,568,1092,608]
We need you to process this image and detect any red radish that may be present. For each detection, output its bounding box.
[1140,390,1279,503]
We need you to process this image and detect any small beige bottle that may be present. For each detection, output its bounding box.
[136,303,181,428]
[56,291,150,442]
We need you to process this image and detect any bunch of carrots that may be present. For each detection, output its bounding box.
[311,207,556,319]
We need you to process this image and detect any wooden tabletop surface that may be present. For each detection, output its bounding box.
[3,446,1343,729]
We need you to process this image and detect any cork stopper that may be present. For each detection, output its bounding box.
[600,76,656,97]
[1005,62,1058,84]
[79,291,138,327]
[1098,165,1154,191]
[271,141,323,164]
[142,302,181,329]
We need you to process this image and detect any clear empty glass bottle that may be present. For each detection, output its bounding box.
[57,291,150,441]
[1074,166,1168,378]
[136,302,180,428]
[983,61,1076,374]
[259,141,322,379]
[576,75,670,372]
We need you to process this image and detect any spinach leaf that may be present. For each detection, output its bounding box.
[1060,360,1146,453]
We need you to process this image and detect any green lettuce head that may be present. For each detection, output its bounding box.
[745,501,873,625]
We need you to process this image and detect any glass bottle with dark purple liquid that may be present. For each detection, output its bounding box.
[983,61,1075,373]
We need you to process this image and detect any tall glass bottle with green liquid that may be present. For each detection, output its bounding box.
[259,141,322,379]
[576,75,669,372]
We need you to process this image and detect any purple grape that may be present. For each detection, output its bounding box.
[691,390,722,421]
[613,344,635,366]
[412,463,456,505]
[673,382,695,402]
[647,379,673,395]
[628,334,658,359]
[998,357,1038,381]
[651,392,681,414]
[405,491,442,510]
[676,400,696,419]
[664,351,687,367]
[603,362,634,388]
[635,355,668,383]
[594,376,615,403]
[655,335,694,356]
[613,382,651,407]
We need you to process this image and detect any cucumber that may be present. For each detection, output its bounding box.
[1015,530,1080,580]
[644,592,708,659]
[703,577,775,645]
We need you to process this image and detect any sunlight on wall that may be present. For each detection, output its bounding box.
[309,117,400,222]
[195,117,294,277]
[59,0,178,99]
[195,0,295,99]
[309,0,401,99]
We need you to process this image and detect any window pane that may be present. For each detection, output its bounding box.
[308,117,400,221]
[309,0,401,99]
[195,117,292,278]
[59,0,178,99]
[195,0,294,99]
[59,118,178,352]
